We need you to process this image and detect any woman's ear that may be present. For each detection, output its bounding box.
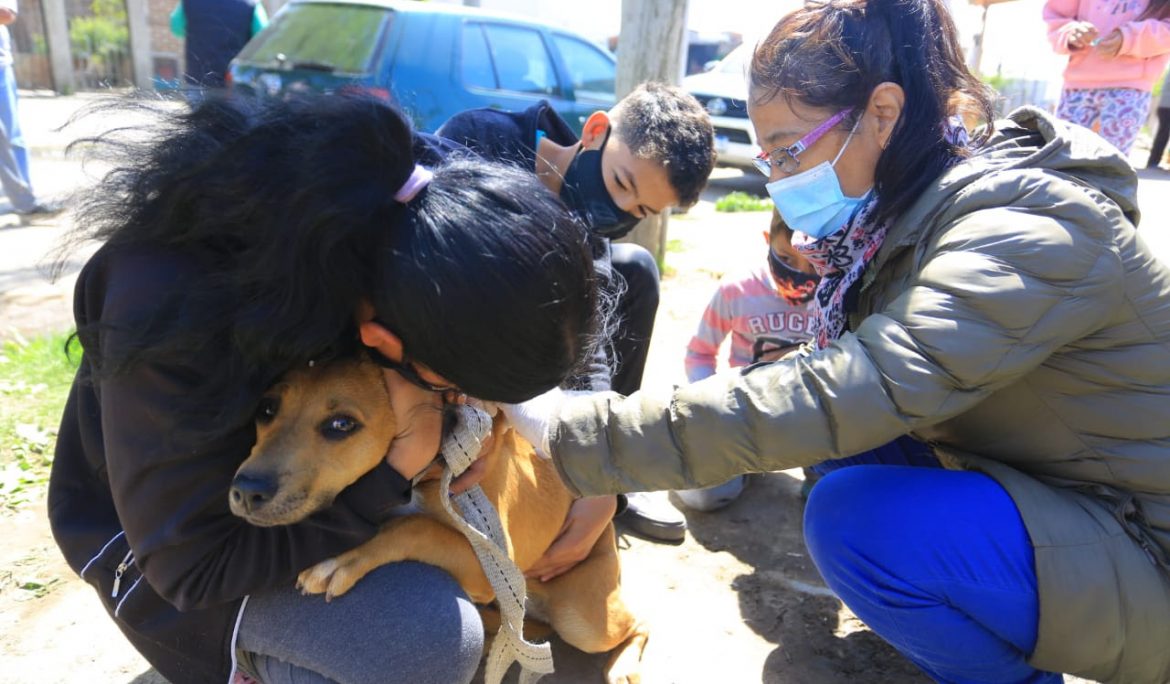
[359,320,405,363]
[867,82,905,150]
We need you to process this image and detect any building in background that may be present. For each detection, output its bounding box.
[5,0,284,93]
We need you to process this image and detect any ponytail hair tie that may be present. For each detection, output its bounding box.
[394,165,433,203]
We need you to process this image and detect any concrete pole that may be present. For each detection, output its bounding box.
[614,0,689,266]
[41,0,74,94]
[125,0,154,90]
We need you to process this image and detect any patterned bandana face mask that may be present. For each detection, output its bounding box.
[768,248,819,305]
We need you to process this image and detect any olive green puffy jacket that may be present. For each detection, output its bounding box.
[551,108,1170,683]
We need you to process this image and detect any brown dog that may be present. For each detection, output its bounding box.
[229,357,649,683]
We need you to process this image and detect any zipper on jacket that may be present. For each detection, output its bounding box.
[111,549,135,598]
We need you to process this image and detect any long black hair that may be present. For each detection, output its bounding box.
[65,94,606,436]
[1140,0,1170,20]
[749,0,996,224]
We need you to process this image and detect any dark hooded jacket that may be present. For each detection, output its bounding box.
[47,134,461,684]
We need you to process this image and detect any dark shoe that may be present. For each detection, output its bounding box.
[17,200,64,220]
[617,491,687,543]
[799,467,821,499]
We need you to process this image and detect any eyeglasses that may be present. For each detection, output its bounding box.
[752,108,855,177]
[364,345,461,395]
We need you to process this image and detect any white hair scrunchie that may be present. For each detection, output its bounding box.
[393,164,433,203]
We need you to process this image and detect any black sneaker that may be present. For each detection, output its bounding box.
[17,200,64,219]
[799,467,822,499]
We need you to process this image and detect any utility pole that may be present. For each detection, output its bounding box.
[614,0,689,266]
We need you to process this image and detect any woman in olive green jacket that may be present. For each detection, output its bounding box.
[492,0,1170,681]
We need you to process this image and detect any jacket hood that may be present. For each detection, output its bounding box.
[879,106,1140,263]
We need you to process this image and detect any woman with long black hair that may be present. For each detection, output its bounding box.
[49,94,606,684]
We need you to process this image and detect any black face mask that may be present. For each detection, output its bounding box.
[768,248,819,305]
[559,127,641,239]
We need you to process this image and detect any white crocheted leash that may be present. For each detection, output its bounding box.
[438,404,554,684]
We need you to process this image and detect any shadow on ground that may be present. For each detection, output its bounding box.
[681,472,930,684]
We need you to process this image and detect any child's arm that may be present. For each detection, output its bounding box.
[1118,19,1170,58]
[1042,0,1088,54]
[685,286,734,383]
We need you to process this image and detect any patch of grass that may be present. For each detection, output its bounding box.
[666,238,686,253]
[1,555,64,600]
[715,191,772,213]
[0,331,79,510]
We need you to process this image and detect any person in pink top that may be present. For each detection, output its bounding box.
[1044,0,1170,155]
[675,210,819,511]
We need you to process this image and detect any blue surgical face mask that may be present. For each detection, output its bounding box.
[765,119,869,241]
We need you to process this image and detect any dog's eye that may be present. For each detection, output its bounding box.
[256,397,280,424]
[320,415,362,440]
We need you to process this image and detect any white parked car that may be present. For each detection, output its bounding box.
[683,46,757,171]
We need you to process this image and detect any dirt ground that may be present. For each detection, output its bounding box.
[0,172,987,683]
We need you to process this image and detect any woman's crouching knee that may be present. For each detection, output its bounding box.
[802,466,891,581]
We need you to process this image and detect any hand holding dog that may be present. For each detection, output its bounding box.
[526,494,618,582]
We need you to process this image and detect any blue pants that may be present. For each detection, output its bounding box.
[0,63,35,211]
[0,64,29,183]
[804,439,1063,684]
[237,561,483,684]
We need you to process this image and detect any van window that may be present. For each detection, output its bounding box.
[480,23,559,96]
[461,23,496,90]
[552,35,614,100]
[236,4,390,74]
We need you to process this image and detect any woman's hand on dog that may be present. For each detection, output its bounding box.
[526,494,618,582]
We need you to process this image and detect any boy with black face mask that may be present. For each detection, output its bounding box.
[438,83,716,546]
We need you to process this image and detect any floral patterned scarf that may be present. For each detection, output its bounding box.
[791,118,971,349]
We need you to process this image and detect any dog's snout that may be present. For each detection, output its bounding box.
[230,473,278,514]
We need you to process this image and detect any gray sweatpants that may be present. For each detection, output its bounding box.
[237,561,484,684]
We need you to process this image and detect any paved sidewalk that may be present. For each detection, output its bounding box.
[17,89,138,160]
[0,90,173,341]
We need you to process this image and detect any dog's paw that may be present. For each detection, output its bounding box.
[605,634,647,684]
[296,558,339,597]
[296,557,366,601]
